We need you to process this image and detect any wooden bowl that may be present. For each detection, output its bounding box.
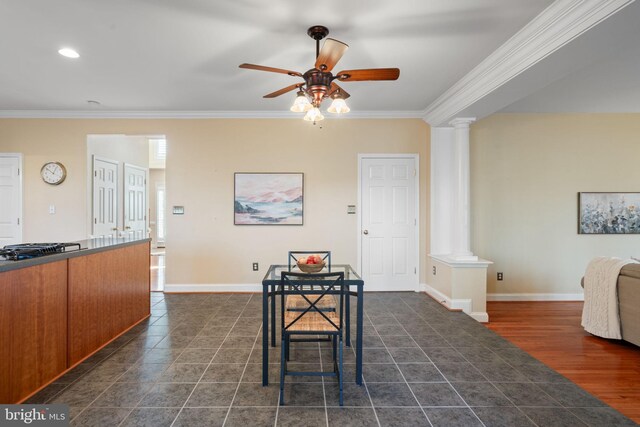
[297,261,326,273]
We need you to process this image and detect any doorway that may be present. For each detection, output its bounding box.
[148,138,166,291]
[358,154,419,291]
[0,153,22,246]
[87,134,166,291]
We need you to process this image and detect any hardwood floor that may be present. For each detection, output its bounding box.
[486,301,640,423]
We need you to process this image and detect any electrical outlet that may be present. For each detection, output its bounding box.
[432,266,436,275]
[252,262,259,271]
[497,272,503,281]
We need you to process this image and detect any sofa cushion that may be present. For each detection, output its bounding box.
[620,263,640,280]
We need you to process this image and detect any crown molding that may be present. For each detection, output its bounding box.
[341,110,424,119]
[0,110,424,119]
[422,0,635,126]
[449,117,476,128]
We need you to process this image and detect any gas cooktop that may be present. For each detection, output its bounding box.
[0,243,82,261]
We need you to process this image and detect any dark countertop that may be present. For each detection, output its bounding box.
[0,237,151,273]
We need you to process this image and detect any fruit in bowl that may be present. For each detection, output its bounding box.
[297,254,326,272]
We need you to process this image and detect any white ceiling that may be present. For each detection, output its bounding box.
[452,0,640,119]
[0,0,554,113]
[502,40,640,113]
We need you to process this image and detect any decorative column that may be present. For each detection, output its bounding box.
[450,118,477,261]
[428,117,491,323]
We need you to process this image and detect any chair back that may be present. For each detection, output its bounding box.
[280,271,344,334]
[288,250,331,272]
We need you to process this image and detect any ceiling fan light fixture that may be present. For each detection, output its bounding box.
[327,95,350,114]
[304,107,324,122]
[290,90,312,112]
[239,26,399,121]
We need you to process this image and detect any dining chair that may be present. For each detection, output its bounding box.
[279,271,345,406]
[286,250,354,347]
[285,251,335,347]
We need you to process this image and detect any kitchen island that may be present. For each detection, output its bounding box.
[0,237,150,403]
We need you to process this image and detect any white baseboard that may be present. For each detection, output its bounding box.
[421,283,488,322]
[421,283,452,308]
[470,312,489,323]
[164,283,262,293]
[487,293,584,301]
[450,298,472,314]
[422,283,472,312]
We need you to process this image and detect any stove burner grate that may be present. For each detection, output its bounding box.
[0,243,82,261]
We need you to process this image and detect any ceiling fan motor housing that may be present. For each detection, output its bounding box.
[307,25,329,40]
[304,69,333,105]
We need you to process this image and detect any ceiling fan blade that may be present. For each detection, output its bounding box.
[263,83,303,98]
[336,68,400,82]
[315,38,349,72]
[239,63,302,77]
[329,82,350,100]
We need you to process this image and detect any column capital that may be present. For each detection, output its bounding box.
[449,117,476,128]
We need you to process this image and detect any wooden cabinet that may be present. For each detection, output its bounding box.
[0,261,67,403]
[68,243,150,365]
[0,240,150,403]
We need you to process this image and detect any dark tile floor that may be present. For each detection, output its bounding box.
[27,292,636,427]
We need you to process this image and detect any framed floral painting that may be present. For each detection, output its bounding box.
[578,192,640,234]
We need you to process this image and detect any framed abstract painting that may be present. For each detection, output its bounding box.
[234,173,304,225]
[578,192,640,234]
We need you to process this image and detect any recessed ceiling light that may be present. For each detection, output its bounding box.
[58,48,80,59]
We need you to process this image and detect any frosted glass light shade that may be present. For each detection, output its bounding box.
[303,107,324,122]
[290,94,312,112]
[327,97,350,114]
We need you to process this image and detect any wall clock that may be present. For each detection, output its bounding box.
[41,161,67,185]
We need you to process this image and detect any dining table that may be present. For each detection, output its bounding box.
[261,263,364,386]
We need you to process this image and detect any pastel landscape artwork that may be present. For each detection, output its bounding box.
[234,173,303,225]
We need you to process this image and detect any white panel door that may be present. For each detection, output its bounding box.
[361,156,418,291]
[0,154,22,246]
[124,164,147,239]
[92,156,118,238]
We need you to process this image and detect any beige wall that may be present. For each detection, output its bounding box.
[167,119,429,285]
[0,118,429,286]
[471,114,640,296]
[0,120,92,242]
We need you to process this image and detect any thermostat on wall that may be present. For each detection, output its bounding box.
[172,206,185,215]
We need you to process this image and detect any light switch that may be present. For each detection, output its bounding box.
[49,205,56,214]
[347,205,356,214]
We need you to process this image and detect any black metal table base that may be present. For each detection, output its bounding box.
[261,268,363,387]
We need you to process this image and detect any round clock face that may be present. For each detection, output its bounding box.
[41,162,67,185]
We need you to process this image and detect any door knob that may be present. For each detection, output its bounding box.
[363,230,369,235]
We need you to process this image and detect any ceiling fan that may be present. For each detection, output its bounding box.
[239,25,400,122]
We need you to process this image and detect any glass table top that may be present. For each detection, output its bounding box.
[263,264,362,282]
